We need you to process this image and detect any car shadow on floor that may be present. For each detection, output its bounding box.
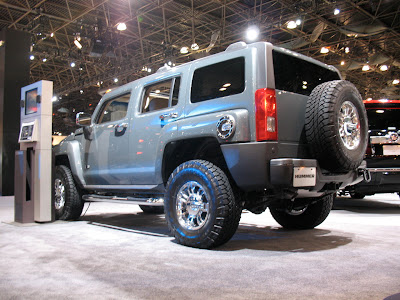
[218,224,352,252]
[80,211,352,253]
[333,197,400,214]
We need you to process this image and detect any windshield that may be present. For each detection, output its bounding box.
[364,101,400,131]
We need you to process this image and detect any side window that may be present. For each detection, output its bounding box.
[191,57,245,103]
[141,77,180,113]
[96,93,130,124]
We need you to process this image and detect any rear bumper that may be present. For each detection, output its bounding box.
[221,141,364,193]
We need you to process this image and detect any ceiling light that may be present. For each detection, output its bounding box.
[80,90,84,94]
[380,65,388,71]
[74,39,82,49]
[393,79,400,85]
[246,25,260,42]
[287,21,297,29]
[70,62,76,67]
[117,23,127,31]
[167,61,173,66]
[29,55,35,60]
[114,78,119,83]
[50,33,54,37]
[180,46,189,54]
[334,8,340,15]
[340,61,345,65]
[191,43,199,51]
[42,58,47,62]
[320,47,329,54]
[295,19,302,26]
[147,68,152,73]
[362,65,370,71]
[51,96,58,102]
[345,47,350,53]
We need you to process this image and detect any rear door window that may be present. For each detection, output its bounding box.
[191,57,245,103]
[141,77,180,113]
[273,50,340,96]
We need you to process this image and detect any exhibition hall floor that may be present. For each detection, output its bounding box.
[0,194,399,300]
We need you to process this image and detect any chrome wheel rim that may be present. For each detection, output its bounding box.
[338,101,361,150]
[286,206,308,216]
[176,181,210,230]
[54,179,66,210]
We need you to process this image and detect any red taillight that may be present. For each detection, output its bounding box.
[255,88,278,141]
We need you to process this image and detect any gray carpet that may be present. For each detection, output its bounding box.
[0,194,399,300]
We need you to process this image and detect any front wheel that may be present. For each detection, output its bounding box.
[54,165,84,220]
[269,194,334,229]
[164,160,242,249]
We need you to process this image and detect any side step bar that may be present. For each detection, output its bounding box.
[82,195,164,206]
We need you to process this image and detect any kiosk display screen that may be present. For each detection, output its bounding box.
[25,88,38,115]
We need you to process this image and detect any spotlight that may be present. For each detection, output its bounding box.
[50,33,54,37]
[340,61,345,65]
[70,62,76,67]
[191,43,199,51]
[287,21,297,29]
[117,23,127,31]
[393,79,399,85]
[147,68,152,73]
[180,47,189,54]
[345,47,350,53]
[30,55,35,60]
[51,96,58,102]
[380,65,388,71]
[114,78,119,83]
[334,8,340,15]
[295,19,302,26]
[320,47,329,54]
[74,39,82,49]
[246,25,260,42]
[362,65,370,71]
[42,58,47,62]
[80,90,84,94]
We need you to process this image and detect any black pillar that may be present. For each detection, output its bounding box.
[0,29,30,196]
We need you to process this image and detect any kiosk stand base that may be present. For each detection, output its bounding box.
[14,150,34,223]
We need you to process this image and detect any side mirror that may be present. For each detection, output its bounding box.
[76,112,91,126]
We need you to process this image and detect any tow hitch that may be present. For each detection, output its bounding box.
[359,168,371,183]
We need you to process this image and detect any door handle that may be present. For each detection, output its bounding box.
[159,112,178,120]
[115,123,128,134]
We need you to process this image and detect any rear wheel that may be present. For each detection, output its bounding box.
[54,165,84,220]
[164,160,242,249]
[270,194,334,229]
[139,205,164,214]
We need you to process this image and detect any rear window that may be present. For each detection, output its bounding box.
[272,50,340,96]
[191,57,245,103]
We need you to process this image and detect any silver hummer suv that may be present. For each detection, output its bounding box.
[53,41,369,248]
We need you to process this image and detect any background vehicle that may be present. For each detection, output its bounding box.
[53,42,368,248]
[340,100,400,199]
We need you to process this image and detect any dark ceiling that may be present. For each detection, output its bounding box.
[0,0,399,135]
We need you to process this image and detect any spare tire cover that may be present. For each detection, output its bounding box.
[305,80,368,172]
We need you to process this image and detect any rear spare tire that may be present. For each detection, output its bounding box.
[305,80,368,172]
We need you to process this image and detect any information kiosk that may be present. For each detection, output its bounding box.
[14,80,53,223]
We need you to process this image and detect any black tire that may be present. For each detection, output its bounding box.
[350,192,365,199]
[305,80,368,172]
[269,194,334,229]
[164,160,242,249]
[54,165,84,220]
[139,205,164,214]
